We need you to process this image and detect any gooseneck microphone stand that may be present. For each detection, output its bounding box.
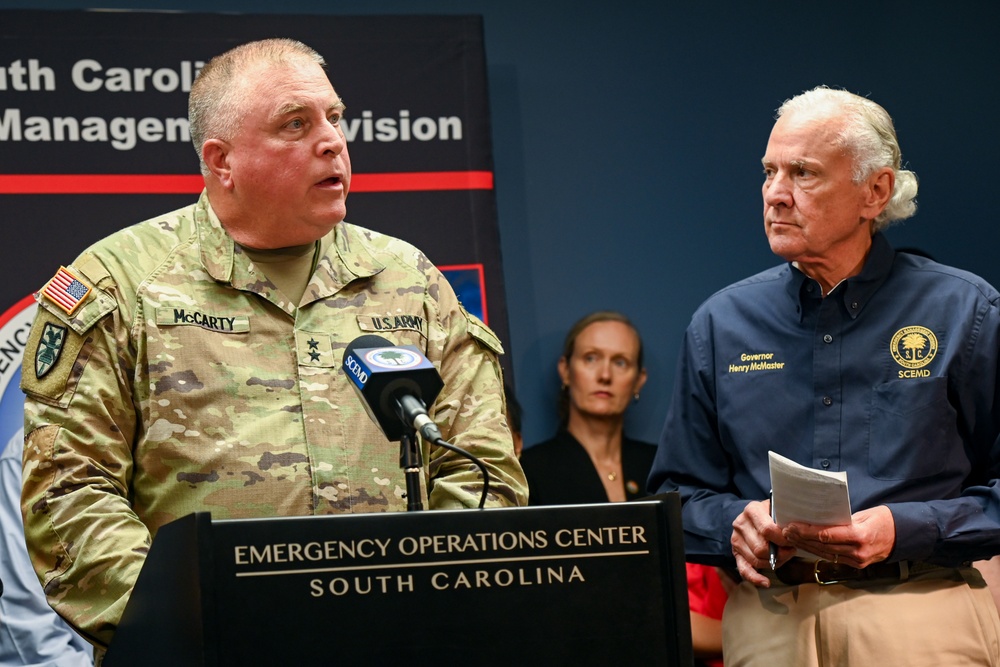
[400,427,424,512]
[394,395,492,511]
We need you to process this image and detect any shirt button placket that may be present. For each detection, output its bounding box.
[814,298,842,471]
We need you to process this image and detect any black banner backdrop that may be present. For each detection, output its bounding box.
[0,9,510,451]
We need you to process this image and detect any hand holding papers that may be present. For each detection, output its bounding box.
[768,451,852,560]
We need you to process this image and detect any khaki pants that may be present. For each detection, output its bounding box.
[722,566,1000,667]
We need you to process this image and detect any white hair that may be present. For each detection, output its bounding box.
[778,86,919,231]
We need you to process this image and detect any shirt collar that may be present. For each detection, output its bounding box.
[784,232,895,321]
[837,232,894,319]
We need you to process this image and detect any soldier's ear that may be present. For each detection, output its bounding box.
[202,139,234,189]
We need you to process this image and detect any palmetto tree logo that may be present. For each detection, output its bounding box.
[376,349,409,365]
[890,326,938,369]
[366,347,422,370]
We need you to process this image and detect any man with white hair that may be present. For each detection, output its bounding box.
[649,86,1000,665]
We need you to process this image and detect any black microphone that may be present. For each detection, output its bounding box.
[342,334,444,442]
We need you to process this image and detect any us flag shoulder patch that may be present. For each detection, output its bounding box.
[42,266,92,315]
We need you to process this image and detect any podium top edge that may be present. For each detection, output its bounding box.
[188,494,679,526]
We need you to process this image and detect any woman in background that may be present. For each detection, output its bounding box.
[519,310,725,666]
[521,311,656,505]
[520,310,651,504]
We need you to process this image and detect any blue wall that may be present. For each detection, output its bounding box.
[4,1,998,448]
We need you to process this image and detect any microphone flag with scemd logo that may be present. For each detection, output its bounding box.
[342,334,443,441]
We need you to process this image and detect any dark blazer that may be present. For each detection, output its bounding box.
[520,429,656,505]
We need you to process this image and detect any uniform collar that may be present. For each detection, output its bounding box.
[195,191,385,303]
[306,221,385,302]
[196,190,236,284]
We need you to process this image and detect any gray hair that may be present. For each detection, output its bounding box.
[189,39,326,175]
[777,86,918,231]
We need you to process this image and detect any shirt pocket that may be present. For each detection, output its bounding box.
[868,377,957,480]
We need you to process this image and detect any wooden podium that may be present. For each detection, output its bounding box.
[103,494,693,666]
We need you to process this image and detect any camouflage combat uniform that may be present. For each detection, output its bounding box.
[20,192,527,648]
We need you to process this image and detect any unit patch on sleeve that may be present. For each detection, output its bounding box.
[21,311,89,403]
[34,322,67,379]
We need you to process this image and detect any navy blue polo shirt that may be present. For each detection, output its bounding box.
[650,233,1000,566]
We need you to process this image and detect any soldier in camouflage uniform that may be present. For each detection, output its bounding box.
[20,38,527,652]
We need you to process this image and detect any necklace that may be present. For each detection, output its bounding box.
[607,470,617,482]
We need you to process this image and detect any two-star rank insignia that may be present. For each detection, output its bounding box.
[295,332,333,367]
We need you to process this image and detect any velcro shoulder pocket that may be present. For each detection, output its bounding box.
[23,260,117,404]
[465,311,504,356]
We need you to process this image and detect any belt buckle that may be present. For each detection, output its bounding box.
[813,559,846,586]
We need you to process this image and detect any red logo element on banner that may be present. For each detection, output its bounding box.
[42,266,91,315]
[0,172,494,195]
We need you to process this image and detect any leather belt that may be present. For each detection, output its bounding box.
[774,558,916,586]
